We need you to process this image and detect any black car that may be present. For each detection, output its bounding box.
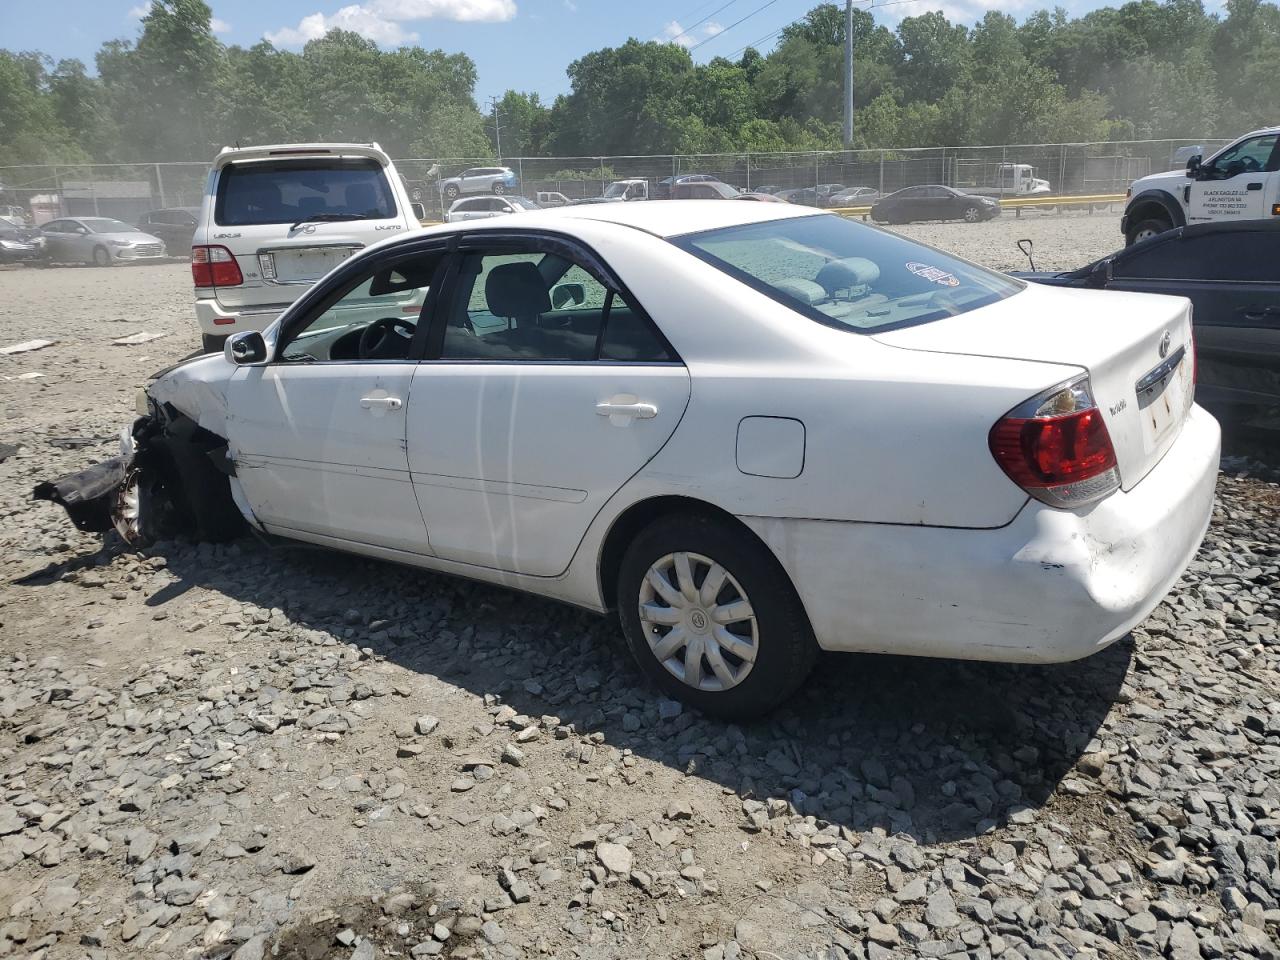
[870,185,1000,224]
[0,219,46,263]
[134,207,199,252]
[1015,220,1280,431]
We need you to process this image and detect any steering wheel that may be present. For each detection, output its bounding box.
[359,316,416,359]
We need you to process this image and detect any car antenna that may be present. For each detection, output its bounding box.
[1016,238,1035,272]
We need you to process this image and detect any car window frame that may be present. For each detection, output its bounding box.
[270,237,454,364]
[421,229,681,366]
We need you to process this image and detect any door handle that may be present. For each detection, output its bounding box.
[1242,306,1280,321]
[360,395,403,411]
[1247,182,1264,191]
[596,398,658,423]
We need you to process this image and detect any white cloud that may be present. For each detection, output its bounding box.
[210,16,231,33]
[127,3,150,17]
[266,0,515,47]
[660,18,724,49]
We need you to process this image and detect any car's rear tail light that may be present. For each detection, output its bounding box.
[989,376,1120,508]
[191,245,243,287]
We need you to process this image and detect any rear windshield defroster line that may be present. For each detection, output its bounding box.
[215,157,397,227]
[671,214,1023,335]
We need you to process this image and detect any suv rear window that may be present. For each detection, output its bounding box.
[215,158,396,227]
[673,214,1021,333]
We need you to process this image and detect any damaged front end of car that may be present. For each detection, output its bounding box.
[34,394,247,546]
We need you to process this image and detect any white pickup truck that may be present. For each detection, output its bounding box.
[958,162,1051,198]
[1122,125,1280,245]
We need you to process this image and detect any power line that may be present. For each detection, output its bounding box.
[655,0,741,45]
[686,0,783,52]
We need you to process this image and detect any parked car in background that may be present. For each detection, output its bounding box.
[135,207,199,252]
[670,180,739,199]
[0,219,46,263]
[436,166,519,201]
[776,187,821,206]
[654,174,721,200]
[816,183,846,202]
[39,217,165,267]
[751,185,782,195]
[536,191,571,207]
[192,142,424,354]
[446,195,540,222]
[871,185,1000,224]
[1015,220,1280,432]
[1123,126,1280,246]
[37,202,1218,718]
[826,187,880,207]
[736,191,789,203]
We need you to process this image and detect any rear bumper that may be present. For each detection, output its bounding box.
[194,297,290,336]
[743,404,1221,663]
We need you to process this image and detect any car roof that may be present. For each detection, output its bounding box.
[441,198,825,238]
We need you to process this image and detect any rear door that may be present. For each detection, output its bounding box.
[407,234,690,576]
[1109,226,1280,412]
[203,154,403,314]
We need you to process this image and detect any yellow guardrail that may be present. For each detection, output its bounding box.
[830,192,1127,220]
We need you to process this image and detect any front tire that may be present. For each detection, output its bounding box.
[492,183,506,195]
[962,205,982,223]
[1126,216,1172,246]
[92,246,112,267]
[444,184,459,201]
[617,513,817,719]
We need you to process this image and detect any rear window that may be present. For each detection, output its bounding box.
[673,214,1022,333]
[215,158,396,227]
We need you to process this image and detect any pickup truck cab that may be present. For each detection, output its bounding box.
[192,143,423,353]
[1123,126,1280,246]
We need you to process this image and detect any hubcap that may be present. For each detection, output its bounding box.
[638,551,759,692]
[1136,227,1159,242]
[964,208,979,222]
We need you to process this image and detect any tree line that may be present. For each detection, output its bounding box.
[2,0,1279,169]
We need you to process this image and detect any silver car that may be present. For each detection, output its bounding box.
[436,166,519,201]
[40,217,166,266]
[445,195,540,223]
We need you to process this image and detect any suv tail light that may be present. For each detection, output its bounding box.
[191,245,243,287]
[989,376,1120,508]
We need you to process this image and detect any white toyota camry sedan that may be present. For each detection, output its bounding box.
[36,201,1221,718]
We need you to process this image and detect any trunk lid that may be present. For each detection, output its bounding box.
[872,283,1195,491]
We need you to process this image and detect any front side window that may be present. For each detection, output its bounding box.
[440,247,673,363]
[674,214,1023,333]
[215,158,396,227]
[1204,135,1280,179]
[279,253,442,362]
[1115,230,1277,283]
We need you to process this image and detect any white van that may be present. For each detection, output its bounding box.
[193,143,423,352]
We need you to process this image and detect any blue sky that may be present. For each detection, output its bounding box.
[1,0,1219,102]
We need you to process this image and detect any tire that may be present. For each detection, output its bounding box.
[92,246,112,267]
[202,333,227,354]
[962,205,982,223]
[1126,216,1172,246]
[444,184,459,201]
[492,182,506,195]
[616,512,817,719]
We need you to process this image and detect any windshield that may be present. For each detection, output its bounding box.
[673,214,1023,334]
[215,157,396,227]
[604,183,631,198]
[82,218,137,234]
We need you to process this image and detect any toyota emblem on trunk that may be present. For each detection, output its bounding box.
[1158,330,1171,359]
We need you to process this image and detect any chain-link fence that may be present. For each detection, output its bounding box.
[0,139,1230,224]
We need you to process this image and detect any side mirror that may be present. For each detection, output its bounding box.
[1186,155,1202,178]
[550,282,586,309]
[410,202,426,221]
[225,330,268,365]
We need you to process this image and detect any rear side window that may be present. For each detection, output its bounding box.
[1115,230,1278,283]
[215,158,396,226]
[674,214,1023,333]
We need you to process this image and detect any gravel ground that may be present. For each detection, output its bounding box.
[1,213,1278,960]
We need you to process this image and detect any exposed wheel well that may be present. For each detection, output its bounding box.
[1126,191,1184,230]
[598,495,792,613]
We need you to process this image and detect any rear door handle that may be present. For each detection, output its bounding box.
[360,395,403,411]
[1242,306,1280,321]
[596,397,658,425]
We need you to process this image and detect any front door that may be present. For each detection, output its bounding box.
[223,250,443,553]
[1187,133,1280,223]
[408,238,691,576]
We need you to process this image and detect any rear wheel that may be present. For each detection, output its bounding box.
[444,184,459,201]
[617,513,817,719]
[202,333,227,354]
[1126,216,1172,246]
[962,204,982,223]
[92,246,112,267]
[492,183,506,195]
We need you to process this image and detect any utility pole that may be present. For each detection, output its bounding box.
[843,0,854,148]
[487,96,503,161]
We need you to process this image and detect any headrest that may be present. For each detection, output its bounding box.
[485,261,550,318]
[772,277,827,305]
[816,257,880,293]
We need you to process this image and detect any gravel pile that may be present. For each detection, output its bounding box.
[0,215,1277,960]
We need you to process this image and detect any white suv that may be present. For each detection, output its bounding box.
[1123,126,1280,245]
[193,143,423,353]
